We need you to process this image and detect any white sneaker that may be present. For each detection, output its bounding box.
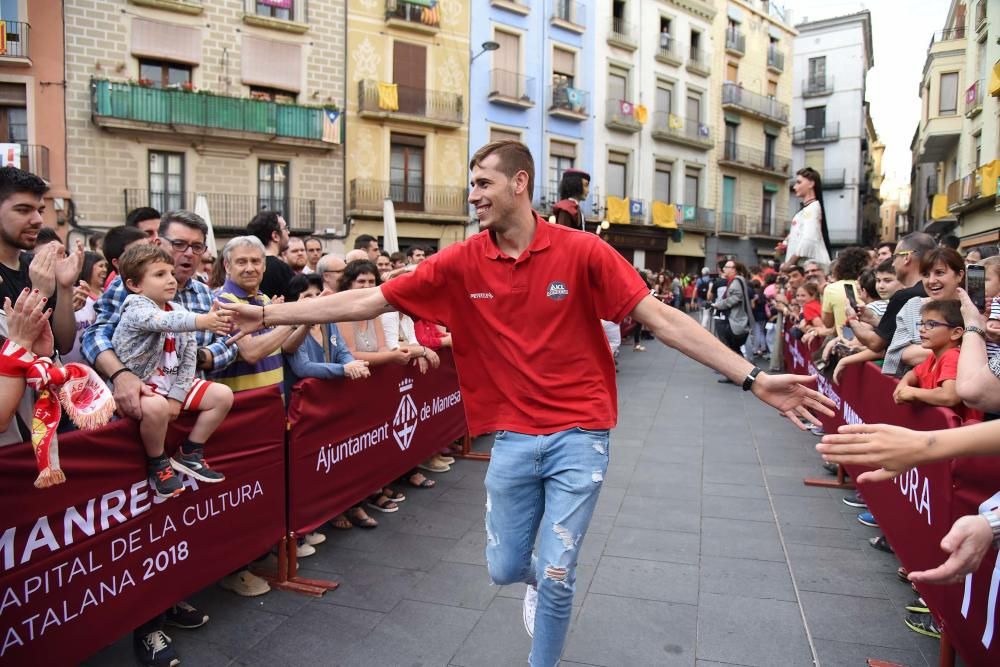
[296,542,316,558]
[220,570,270,597]
[304,531,327,546]
[523,585,538,638]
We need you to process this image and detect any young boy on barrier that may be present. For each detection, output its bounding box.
[111,244,234,498]
[892,299,982,422]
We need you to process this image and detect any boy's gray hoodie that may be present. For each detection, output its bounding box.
[111,293,200,403]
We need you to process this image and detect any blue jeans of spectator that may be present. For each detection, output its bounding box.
[484,427,610,667]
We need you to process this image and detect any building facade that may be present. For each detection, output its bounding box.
[590,0,718,274]
[468,0,595,231]
[790,10,875,248]
[0,0,72,234]
[344,0,470,253]
[705,0,795,268]
[64,0,345,248]
[913,0,999,251]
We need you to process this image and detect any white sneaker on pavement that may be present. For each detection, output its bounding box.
[523,585,538,638]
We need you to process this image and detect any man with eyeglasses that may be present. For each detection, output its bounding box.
[316,254,346,293]
[83,210,238,420]
[843,232,938,355]
[81,209,236,666]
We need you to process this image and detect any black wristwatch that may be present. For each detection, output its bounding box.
[742,367,761,391]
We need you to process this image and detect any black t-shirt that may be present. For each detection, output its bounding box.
[875,282,927,341]
[259,255,295,301]
[0,252,59,314]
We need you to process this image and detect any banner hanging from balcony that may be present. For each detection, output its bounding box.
[377,82,399,111]
[651,201,676,229]
[668,114,684,130]
[259,0,293,7]
[0,143,21,168]
[605,196,629,225]
[981,160,1000,197]
[634,105,647,124]
[322,109,342,144]
[618,100,634,117]
[931,194,950,220]
[990,62,1000,97]
[629,199,645,219]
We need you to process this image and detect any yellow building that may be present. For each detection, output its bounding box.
[706,0,795,265]
[345,0,470,253]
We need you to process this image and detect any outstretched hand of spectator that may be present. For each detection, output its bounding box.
[195,301,233,336]
[751,372,835,430]
[908,514,994,585]
[221,302,263,343]
[343,360,370,380]
[815,423,927,483]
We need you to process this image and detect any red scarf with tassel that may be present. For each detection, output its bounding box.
[0,339,116,488]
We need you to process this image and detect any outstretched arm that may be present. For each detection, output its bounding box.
[630,295,834,429]
[222,287,393,342]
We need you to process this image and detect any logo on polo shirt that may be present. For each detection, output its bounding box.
[469,292,494,299]
[546,281,570,301]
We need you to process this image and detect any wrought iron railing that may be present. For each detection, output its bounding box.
[651,112,711,145]
[350,179,467,217]
[656,36,681,63]
[358,80,463,124]
[244,0,307,23]
[547,84,589,117]
[725,29,745,54]
[721,141,790,174]
[385,0,440,27]
[965,80,984,116]
[124,189,317,233]
[92,80,327,140]
[677,206,715,233]
[767,46,784,71]
[13,144,49,182]
[721,82,789,123]
[605,98,641,131]
[687,48,710,73]
[803,76,834,97]
[792,122,840,143]
[609,17,636,46]
[0,20,29,59]
[488,69,535,104]
[719,211,748,234]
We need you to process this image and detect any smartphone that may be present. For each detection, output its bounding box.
[844,283,858,310]
[967,265,986,312]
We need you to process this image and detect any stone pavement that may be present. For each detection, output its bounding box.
[88,342,944,666]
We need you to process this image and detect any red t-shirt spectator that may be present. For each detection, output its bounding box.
[912,347,984,422]
[802,299,822,324]
[380,215,649,436]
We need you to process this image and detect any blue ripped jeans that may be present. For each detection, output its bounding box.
[484,427,610,667]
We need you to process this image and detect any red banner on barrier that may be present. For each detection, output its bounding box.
[0,386,287,666]
[286,350,468,536]
[783,329,1000,665]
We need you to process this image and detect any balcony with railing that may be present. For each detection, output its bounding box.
[547,84,589,120]
[0,20,29,62]
[650,113,712,150]
[823,168,846,189]
[605,98,641,133]
[241,0,308,32]
[976,0,987,33]
[488,70,535,108]
[677,206,716,233]
[385,0,440,33]
[792,122,840,145]
[719,141,790,178]
[551,0,584,33]
[947,167,996,213]
[91,79,337,149]
[718,212,749,235]
[358,80,463,128]
[721,82,789,124]
[965,80,984,118]
[725,29,745,56]
[686,48,710,77]
[124,189,317,233]
[350,179,468,220]
[767,46,785,73]
[803,76,834,97]
[11,144,49,182]
[608,18,637,50]
[748,213,789,238]
[655,36,682,67]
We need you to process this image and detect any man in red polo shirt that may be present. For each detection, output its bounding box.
[223,141,834,667]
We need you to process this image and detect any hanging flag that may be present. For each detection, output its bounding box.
[668,113,684,129]
[698,123,710,137]
[683,205,696,221]
[634,105,648,124]
[619,100,633,117]
[652,201,677,229]
[565,87,583,110]
[606,196,629,224]
[322,108,342,144]
[0,21,6,56]
[377,82,399,111]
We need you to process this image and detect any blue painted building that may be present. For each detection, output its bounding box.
[468,0,595,216]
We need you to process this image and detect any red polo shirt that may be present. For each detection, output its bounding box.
[380,215,649,436]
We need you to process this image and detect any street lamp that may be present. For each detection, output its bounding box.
[471,40,500,63]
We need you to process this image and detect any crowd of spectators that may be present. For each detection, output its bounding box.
[751,230,1000,639]
[0,166,460,667]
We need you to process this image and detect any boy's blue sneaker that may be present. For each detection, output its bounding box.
[857,511,878,528]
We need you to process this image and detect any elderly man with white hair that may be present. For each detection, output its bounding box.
[316,253,346,293]
[212,236,309,393]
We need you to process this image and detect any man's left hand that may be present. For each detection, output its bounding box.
[751,372,835,429]
[55,241,84,290]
